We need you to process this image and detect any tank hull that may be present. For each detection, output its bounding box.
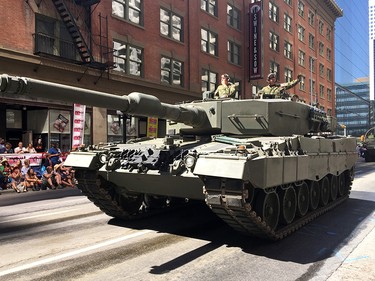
[66,135,357,239]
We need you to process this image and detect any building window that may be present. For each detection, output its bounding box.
[319,63,324,77]
[284,41,292,59]
[269,2,279,23]
[327,27,332,40]
[310,79,316,96]
[285,68,293,82]
[298,0,305,17]
[319,42,324,56]
[201,28,218,56]
[160,8,183,42]
[298,25,305,41]
[299,75,306,91]
[34,15,80,61]
[319,84,325,99]
[298,49,305,66]
[327,108,332,116]
[201,0,217,17]
[161,56,184,86]
[309,33,315,49]
[327,88,332,101]
[309,56,315,72]
[327,48,332,61]
[269,31,279,52]
[308,10,314,26]
[228,41,241,65]
[227,4,240,30]
[270,61,279,79]
[201,69,218,92]
[112,0,143,26]
[284,14,292,32]
[284,0,292,6]
[327,68,332,81]
[319,20,324,35]
[113,40,143,76]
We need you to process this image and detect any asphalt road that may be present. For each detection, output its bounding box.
[0,158,374,281]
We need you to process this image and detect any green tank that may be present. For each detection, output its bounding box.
[0,74,357,240]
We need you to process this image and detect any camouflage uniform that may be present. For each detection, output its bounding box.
[257,78,300,99]
[214,83,238,99]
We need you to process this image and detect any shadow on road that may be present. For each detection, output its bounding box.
[109,196,375,265]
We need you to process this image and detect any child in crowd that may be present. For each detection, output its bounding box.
[21,159,30,178]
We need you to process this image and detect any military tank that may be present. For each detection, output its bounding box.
[0,74,357,240]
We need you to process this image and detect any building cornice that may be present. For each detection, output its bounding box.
[324,0,343,18]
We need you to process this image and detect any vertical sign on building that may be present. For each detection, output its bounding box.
[249,2,262,80]
[147,117,158,138]
[72,104,86,149]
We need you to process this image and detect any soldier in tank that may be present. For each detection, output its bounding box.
[214,74,239,99]
[256,72,301,100]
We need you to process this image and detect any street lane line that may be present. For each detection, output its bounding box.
[0,208,84,224]
[0,230,153,277]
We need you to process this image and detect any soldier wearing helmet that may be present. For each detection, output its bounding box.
[257,73,301,100]
[214,74,239,99]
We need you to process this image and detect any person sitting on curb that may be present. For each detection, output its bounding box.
[53,164,72,188]
[1,159,12,190]
[25,168,41,191]
[10,160,24,193]
[41,166,55,190]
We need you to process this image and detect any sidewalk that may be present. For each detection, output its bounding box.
[327,211,375,281]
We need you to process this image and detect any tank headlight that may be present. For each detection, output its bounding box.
[99,153,108,164]
[184,155,196,169]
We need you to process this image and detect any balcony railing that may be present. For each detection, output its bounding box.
[34,32,80,62]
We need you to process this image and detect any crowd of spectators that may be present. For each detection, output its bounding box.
[0,138,77,193]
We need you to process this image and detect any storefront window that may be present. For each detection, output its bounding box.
[6,109,22,128]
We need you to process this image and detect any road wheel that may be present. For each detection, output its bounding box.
[255,190,280,231]
[319,177,330,206]
[338,172,346,197]
[296,181,309,217]
[329,175,338,201]
[309,181,320,211]
[280,186,297,225]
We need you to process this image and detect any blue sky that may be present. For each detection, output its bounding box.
[335,0,369,83]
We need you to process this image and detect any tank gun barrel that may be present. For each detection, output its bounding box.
[0,74,209,128]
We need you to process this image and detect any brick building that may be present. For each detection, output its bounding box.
[0,0,342,150]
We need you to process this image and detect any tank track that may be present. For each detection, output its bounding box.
[75,169,137,219]
[205,173,352,240]
[75,169,188,220]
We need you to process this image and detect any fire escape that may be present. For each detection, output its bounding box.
[51,0,113,75]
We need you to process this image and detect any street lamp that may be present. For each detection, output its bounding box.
[340,124,347,136]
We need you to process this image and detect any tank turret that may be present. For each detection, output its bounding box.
[0,74,357,240]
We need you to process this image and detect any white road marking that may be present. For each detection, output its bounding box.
[0,230,153,277]
[0,208,83,224]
